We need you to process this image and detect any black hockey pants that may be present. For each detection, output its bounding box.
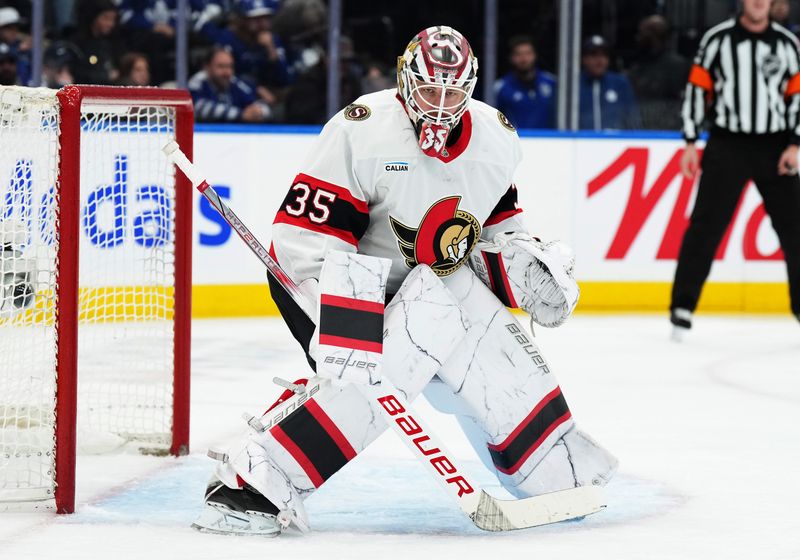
[671,130,800,315]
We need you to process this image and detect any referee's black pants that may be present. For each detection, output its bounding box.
[671,131,800,315]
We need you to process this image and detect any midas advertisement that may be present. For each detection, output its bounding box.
[572,139,788,312]
[1,128,789,317]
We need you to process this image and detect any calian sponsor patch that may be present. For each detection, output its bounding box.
[384,161,409,172]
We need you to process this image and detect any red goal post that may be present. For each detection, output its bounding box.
[0,85,193,514]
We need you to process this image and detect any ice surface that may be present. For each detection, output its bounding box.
[2,314,799,559]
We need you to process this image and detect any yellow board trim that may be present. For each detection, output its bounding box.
[189,281,792,317]
[192,284,279,317]
[576,281,790,314]
[4,282,789,322]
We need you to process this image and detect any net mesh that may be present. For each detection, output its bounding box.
[0,87,179,508]
[0,88,60,505]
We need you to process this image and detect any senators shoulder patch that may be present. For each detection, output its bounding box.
[497,110,515,131]
[344,104,372,121]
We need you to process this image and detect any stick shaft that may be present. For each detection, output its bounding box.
[163,142,314,318]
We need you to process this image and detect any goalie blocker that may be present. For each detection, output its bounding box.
[198,251,616,534]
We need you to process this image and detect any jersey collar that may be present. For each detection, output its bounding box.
[436,111,472,163]
[395,93,473,163]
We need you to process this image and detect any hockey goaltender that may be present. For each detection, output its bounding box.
[190,25,618,536]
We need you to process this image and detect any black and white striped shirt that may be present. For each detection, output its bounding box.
[682,17,800,143]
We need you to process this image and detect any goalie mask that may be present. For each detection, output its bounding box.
[397,25,478,157]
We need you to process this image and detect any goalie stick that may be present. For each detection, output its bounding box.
[162,141,606,531]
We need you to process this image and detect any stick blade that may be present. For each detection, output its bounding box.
[471,485,606,532]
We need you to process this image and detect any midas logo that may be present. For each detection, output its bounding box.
[588,147,783,261]
[378,394,474,497]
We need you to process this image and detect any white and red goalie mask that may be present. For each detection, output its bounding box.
[397,25,479,156]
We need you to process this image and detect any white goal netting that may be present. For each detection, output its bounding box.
[0,86,180,508]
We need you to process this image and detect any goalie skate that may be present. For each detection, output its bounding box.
[191,481,286,537]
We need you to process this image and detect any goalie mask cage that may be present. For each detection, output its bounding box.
[0,85,193,514]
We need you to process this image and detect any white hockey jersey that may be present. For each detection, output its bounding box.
[271,88,529,294]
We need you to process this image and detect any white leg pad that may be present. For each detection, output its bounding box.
[383,264,471,396]
[314,250,392,385]
[433,266,617,496]
[234,448,310,532]
[507,428,618,498]
[215,265,471,529]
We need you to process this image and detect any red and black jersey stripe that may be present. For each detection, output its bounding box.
[484,184,523,227]
[319,295,384,353]
[274,173,370,247]
[488,387,572,475]
[270,399,357,488]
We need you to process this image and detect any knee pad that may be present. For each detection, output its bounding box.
[315,250,471,396]
[382,263,470,395]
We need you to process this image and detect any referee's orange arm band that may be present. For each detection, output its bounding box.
[688,64,713,90]
[786,72,800,97]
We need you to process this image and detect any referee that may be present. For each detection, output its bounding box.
[671,0,800,337]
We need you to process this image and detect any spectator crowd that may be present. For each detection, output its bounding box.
[0,0,368,124]
[1,0,798,129]
[494,17,688,132]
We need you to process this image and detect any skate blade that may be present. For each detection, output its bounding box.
[191,503,282,537]
[671,325,689,342]
[191,522,281,537]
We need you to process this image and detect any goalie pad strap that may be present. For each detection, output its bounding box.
[265,378,309,414]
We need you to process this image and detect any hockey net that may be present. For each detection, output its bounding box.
[0,85,193,513]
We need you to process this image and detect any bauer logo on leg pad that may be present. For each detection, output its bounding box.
[322,356,378,372]
[506,323,550,374]
[261,383,321,430]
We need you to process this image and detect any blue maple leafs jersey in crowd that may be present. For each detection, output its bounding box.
[579,70,641,130]
[494,70,557,129]
[188,71,258,122]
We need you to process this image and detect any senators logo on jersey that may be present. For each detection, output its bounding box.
[497,110,515,131]
[389,196,481,276]
[344,104,371,121]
